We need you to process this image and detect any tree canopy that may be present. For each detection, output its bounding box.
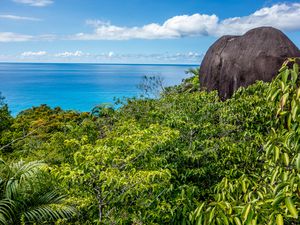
[0,59,299,224]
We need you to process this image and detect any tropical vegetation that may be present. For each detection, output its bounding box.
[0,59,299,224]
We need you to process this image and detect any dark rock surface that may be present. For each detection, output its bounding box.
[199,27,300,99]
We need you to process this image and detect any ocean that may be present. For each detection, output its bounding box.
[0,63,196,115]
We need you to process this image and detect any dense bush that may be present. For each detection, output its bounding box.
[0,93,13,152]
[190,58,300,225]
[0,60,299,224]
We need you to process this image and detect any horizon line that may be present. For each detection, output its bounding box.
[0,61,199,66]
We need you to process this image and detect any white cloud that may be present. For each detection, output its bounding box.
[13,0,53,7]
[0,32,56,42]
[90,52,203,64]
[86,19,110,27]
[1,3,300,42]
[55,51,86,57]
[21,51,47,56]
[215,3,300,36]
[73,3,300,40]
[0,14,41,21]
[2,51,203,63]
[37,34,57,41]
[108,51,114,57]
[74,14,218,40]
[0,32,33,42]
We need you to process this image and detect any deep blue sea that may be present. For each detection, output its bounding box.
[0,63,195,115]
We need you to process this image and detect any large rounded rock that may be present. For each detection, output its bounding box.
[199,27,300,99]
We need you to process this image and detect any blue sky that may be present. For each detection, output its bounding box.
[0,0,299,64]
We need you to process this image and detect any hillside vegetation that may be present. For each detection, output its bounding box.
[0,59,299,224]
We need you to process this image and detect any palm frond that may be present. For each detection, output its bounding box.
[23,204,76,223]
[185,67,200,76]
[5,160,46,199]
[0,159,5,166]
[34,190,67,205]
[0,199,16,225]
[11,160,46,180]
[0,159,75,224]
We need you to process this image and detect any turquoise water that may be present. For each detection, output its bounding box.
[0,63,195,115]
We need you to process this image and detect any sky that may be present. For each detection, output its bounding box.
[0,0,299,64]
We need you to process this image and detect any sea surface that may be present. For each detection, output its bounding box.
[0,63,195,115]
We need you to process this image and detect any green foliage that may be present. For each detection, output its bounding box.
[0,159,76,224]
[191,58,300,225]
[53,120,179,224]
[0,93,13,152]
[91,103,114,118]
[164,67,200,94]
[1,61,299,224]
[1,105,99,164]
[0,93,12,131]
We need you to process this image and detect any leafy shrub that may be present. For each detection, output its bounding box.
[1,60,299,224]
[190,58,300,225]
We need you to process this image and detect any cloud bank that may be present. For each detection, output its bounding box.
[14,51,202,64]
[0,14,41,21]
[74,3,300,40]
[13,0,53,7]
[55,51,86,57]
[21,51,47,56]
[0,33,56,42]
[0,32,33,42]
[1,3,300,42]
